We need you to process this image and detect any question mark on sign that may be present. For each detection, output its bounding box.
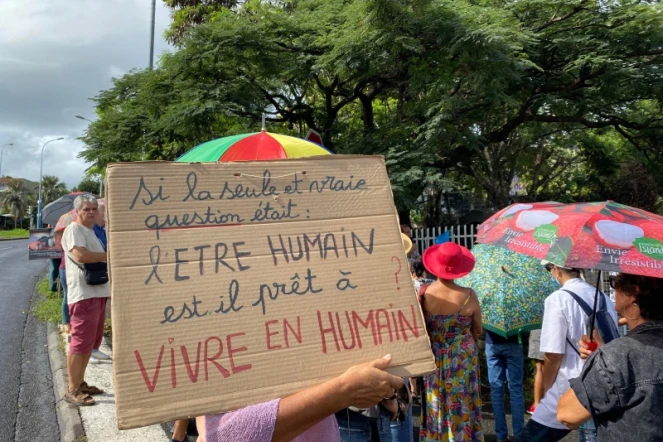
[391,256,402,290]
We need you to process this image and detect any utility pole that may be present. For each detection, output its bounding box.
[37,137,65,228]
[149,0,156,70]
[0,143,13,178]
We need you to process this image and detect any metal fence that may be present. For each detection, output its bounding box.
[411,224,478,254]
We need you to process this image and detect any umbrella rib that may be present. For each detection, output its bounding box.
[500,265,515,278]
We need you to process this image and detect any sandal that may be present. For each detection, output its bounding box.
[80,381,104,395]
[64,387,95,406]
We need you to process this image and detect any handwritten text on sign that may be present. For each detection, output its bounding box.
[107,157,434,429]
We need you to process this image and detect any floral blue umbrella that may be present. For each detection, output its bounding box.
[458,243,559,337]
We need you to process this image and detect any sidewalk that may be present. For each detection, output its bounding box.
[58,331,167,442]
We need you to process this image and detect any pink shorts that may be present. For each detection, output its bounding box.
[69,297,107,355]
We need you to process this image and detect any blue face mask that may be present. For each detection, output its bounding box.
[551,272,561,287]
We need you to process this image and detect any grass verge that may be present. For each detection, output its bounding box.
[33,277,62,324]
[33,276,114,340]
[0,228,29,239]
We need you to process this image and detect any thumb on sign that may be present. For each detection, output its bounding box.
[339,355,404,408]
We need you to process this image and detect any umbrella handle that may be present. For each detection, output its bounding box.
[588,270,601,341]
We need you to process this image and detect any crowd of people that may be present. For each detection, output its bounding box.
[51,199,663,442]
[194,225,662,442]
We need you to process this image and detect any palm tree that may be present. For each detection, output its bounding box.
[1,179,33,227]
[41,175,68,205]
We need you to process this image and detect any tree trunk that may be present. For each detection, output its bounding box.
[358,93,375,132]
[423,189,443,228]
[485,181,511,210]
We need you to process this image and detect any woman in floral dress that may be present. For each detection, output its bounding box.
[420,242,484,441]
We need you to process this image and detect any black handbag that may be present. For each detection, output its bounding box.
[67,254,108,286]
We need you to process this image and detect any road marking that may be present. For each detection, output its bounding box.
[0,247,13,251]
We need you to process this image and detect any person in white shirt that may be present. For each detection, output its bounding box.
[88,200,112,364]
[62,194,110,407]
[515,262,617,442]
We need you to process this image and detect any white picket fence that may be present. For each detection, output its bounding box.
[411,224,478,254]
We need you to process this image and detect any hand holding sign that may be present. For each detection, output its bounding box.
[338,354,404,408]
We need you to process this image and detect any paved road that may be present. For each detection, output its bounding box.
[0,239,59,442]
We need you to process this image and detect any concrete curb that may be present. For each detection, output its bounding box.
[0,237,28,241]
[47,321,85,442]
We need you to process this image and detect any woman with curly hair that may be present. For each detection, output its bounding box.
[557,272,663,442]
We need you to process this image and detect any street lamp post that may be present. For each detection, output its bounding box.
[0,143,14,178]
[149,0,156,70]
[37,137,65,228]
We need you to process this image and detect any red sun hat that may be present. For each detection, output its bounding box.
[422,242,476,280]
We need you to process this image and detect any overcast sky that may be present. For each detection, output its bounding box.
[0,0,172,188]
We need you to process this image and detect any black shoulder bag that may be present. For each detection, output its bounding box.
[67,254,108,286]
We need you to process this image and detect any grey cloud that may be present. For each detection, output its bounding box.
[0,0,172,188]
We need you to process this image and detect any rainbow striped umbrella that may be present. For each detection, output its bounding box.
[177,131,331,163]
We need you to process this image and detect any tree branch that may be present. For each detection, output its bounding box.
[614,125,644,150]
[535,66,606,94]
[449,78,464,97]
[535,1,588,32]
[272,41,326,56]
[536,154,583,191]
[547,18,628,36]
[526,114,646,130]
[623,48,663,58]
[485,95,538,142]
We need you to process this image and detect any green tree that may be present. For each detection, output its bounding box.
[73,177,101,195]
[81,0,447,179]
[420,0,663,208]
[80,0,663,219]
[1,179,33,226]
[41,175,68,205]
[164,0,239,46]
[603,162,661,213]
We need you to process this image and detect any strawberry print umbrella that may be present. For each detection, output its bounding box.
[55,209,77,232]
[477,201,663,278]
[54,198,105,232]
[176,131,332,162]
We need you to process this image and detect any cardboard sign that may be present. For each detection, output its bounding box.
[106,156,435,429]
[28,228,62,259]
